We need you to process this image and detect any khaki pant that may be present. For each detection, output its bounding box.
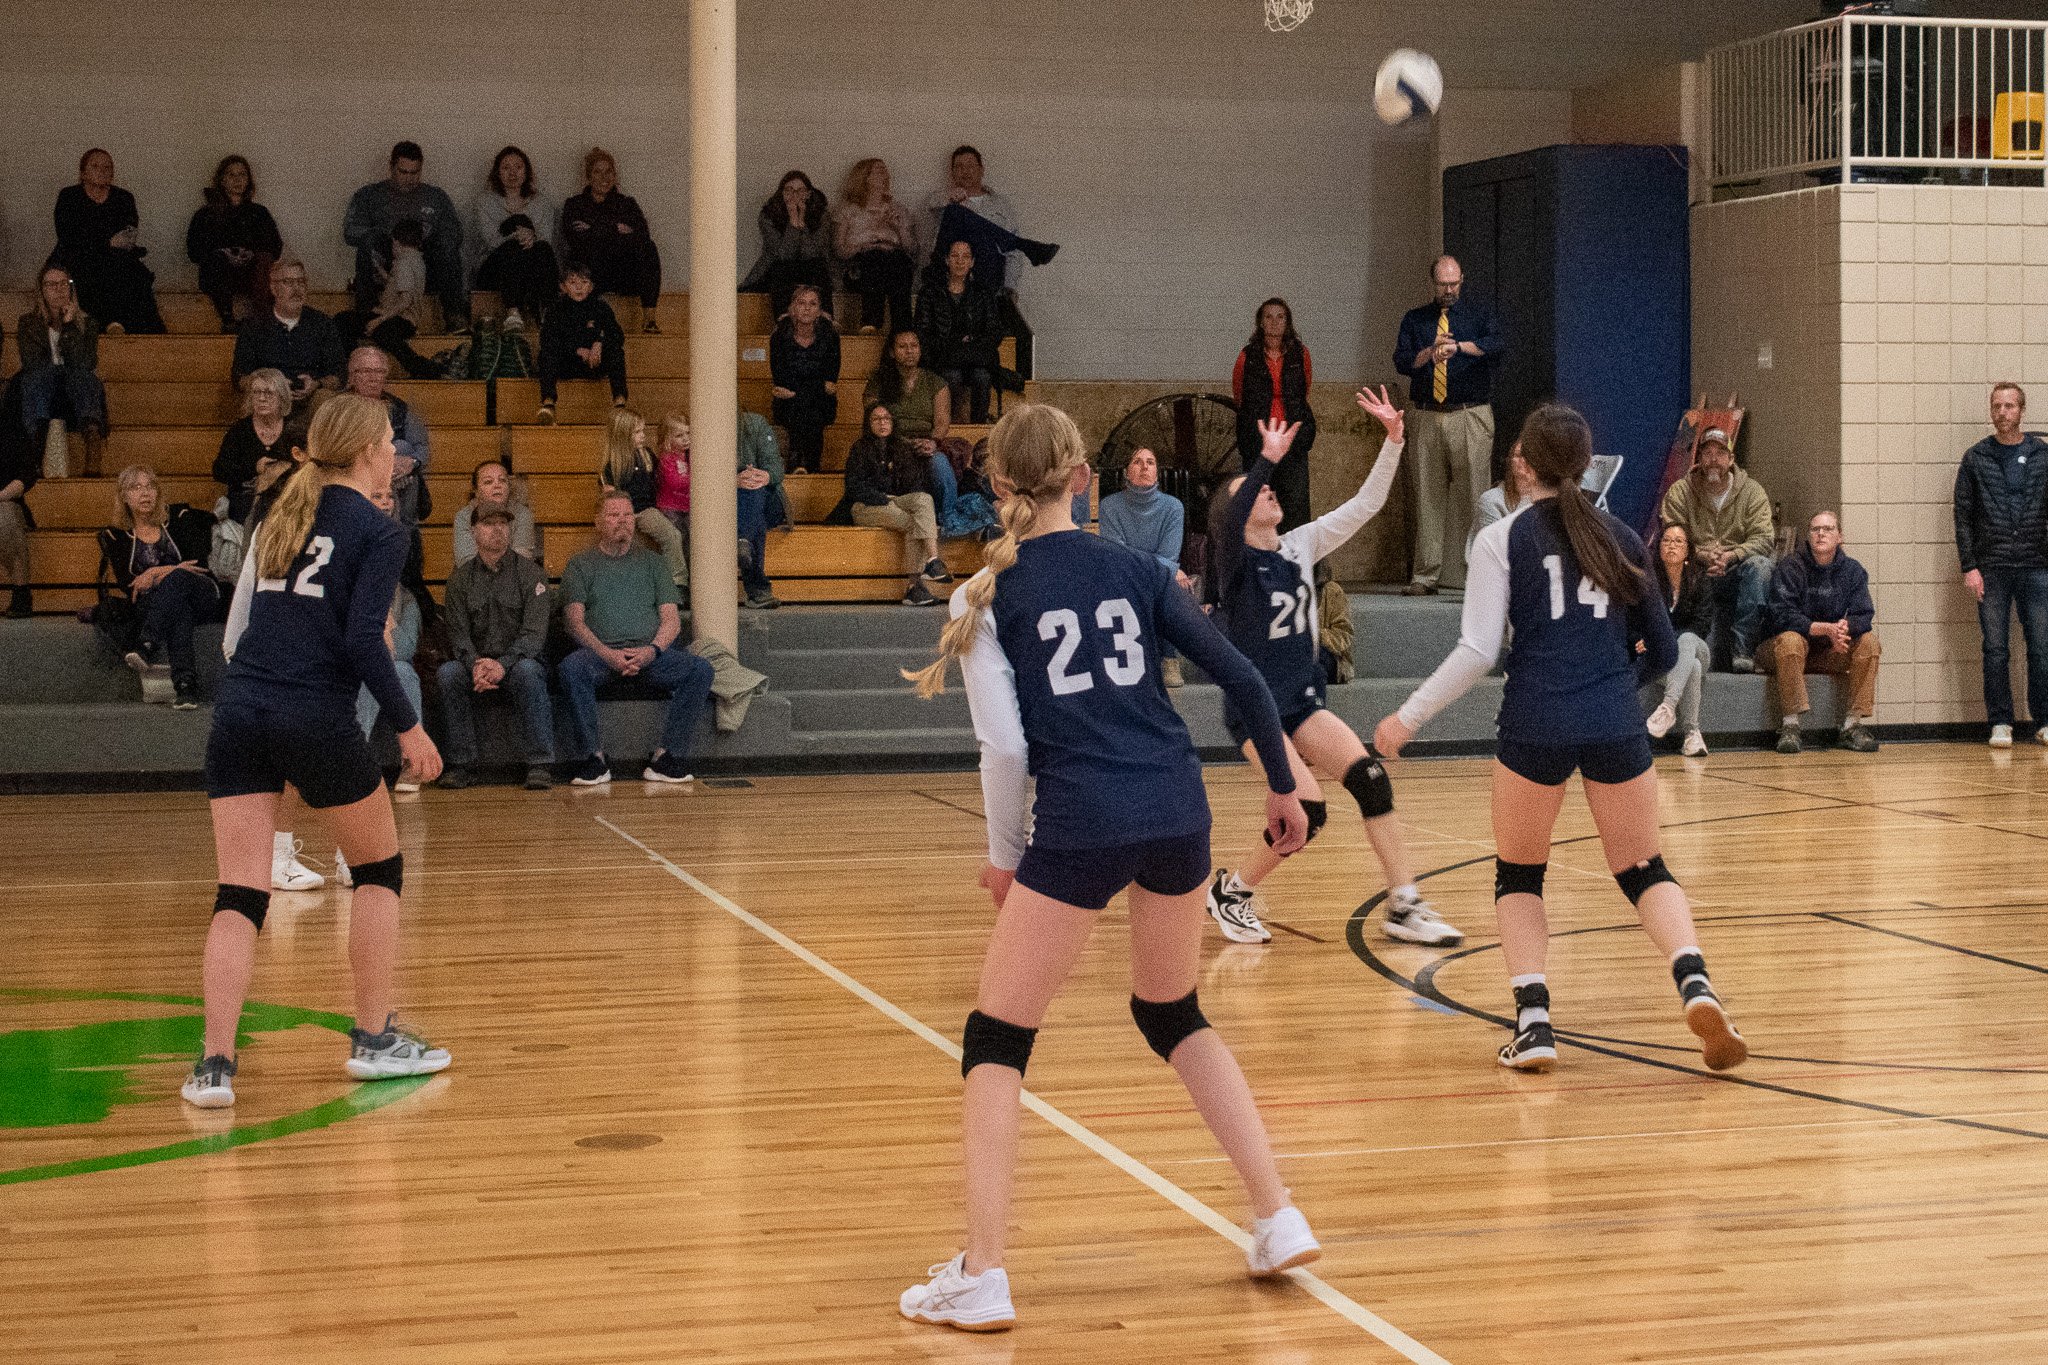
[0,500,27,585]
[1409,404,1493,590]
[853,492,938,576]
[1767,629,1881,719]
[636,506,688,588]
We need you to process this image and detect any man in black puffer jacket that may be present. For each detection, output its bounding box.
[1954,382,2048,747]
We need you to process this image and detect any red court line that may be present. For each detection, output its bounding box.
[1075,1065,1972,1120]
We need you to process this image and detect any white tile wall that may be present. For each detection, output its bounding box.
[1700,182,2048,724]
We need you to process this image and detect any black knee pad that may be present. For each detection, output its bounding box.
[1131,990,1210,1062]
[1615,855,1676,906]
[1495,858,1548,900]
[349,852,403,895]
[214,883,270,931]
[1263,798,1328,849]
[961,1009,1038,1078]
[1343,756,1394,819]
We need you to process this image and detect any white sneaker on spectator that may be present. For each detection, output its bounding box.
[125,649,175,704]
[501,308,524,332]
[899,1253,1015,1332]
[1990,724,2014,748]
[1247,1205,1321,1277]
[1681,730,1709,757]
[1646,701,1676,738]
[2035,727,2048,747]
[271,833,326,891]
[334,850,353,888]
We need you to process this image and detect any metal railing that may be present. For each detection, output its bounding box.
[1707,12,2047,192]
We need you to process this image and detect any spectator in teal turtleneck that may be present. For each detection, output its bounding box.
[1097,446,1191,687]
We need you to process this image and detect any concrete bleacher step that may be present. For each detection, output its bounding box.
[0,598,1860,784]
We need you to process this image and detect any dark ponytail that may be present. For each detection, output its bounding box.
[1518,404,1643,606]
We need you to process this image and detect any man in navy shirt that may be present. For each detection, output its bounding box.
[1393,254,1503,596]
[231,258,345,403]
[1762,511,1880,755]
[1954,381,2048,747]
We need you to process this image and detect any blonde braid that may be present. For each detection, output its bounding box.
[904,404,1089,697]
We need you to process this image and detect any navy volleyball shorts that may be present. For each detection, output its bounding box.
[1223,694,1327,749]
[1014,825,1213,912]
[205,702,384,810]
[1495,732,1655,788]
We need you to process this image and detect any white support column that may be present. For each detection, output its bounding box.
[688,0,739,650]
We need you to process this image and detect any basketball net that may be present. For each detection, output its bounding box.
[1264,0,1312,32]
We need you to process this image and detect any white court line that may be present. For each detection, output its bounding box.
[595,814,1450,1365]
[1153,1106,2048,1165]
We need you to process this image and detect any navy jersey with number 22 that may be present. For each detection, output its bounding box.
[218,483,419,732]
[956,531,1294,868]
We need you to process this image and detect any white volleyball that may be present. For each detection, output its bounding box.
[1374,49,1443,126]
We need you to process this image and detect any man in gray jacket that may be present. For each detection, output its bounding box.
[343,141,467,331]
[438,507,554,790]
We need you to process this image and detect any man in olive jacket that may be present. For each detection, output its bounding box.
[437,506,555,790]
[1660,428,1775,672]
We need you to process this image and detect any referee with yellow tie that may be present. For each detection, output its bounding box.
[1393,253,1504,594]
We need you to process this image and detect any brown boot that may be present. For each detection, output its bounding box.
[81,423,106,478]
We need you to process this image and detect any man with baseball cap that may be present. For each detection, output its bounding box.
[1661,427,1776,672]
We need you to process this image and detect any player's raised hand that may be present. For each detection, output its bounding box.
[1354,384,1404,444]
[1266,790,1308,855]
[1257,418,1301,464]
[1373,714,1415,761]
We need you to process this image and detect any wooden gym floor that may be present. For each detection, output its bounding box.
[5,745,2048,1363]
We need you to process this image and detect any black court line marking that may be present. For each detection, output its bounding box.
[1344,816,2048,1142]
[1261,918,1329,944]
[1816,912,2048,977]
[1413,923,2048,1077]
[913,789,988,821]
[1705,769,2048,843]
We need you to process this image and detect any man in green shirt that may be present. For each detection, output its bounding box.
[438,505,556,791]
[558,490,714,785]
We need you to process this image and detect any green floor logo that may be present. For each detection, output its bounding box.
[0,988,432,1185]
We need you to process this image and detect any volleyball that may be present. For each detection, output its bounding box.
[1374,49,1442,125]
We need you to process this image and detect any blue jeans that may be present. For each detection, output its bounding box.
[136,570,224,687]
[435,656,554,766]
[354,663,423,740]
[558,645,714,762]
[1708,555,1773,661]
[737,485,772,596]
[929,454,998,540]
[1976,567,2048,727]
[19,364,106,431]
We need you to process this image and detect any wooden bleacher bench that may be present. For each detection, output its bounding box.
[3,284,1027,606]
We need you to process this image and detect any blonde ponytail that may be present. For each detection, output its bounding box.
[254,393,389,580]
[601,406,643,489]
[905,403,1088,697]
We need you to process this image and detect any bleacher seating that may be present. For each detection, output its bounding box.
[8,288,1021,610]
